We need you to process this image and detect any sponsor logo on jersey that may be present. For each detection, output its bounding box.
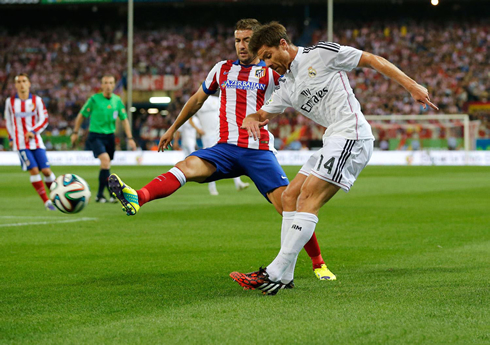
[300,86,329,113]
[255,68,265,78]
[308,66,317,78]
[220,80,266,91]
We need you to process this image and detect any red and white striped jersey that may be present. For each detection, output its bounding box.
[202,59,280,151]
[4,93,48,151]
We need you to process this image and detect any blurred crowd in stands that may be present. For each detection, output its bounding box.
[1,19,489,151]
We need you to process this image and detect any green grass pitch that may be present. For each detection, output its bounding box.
[1,165,489,344]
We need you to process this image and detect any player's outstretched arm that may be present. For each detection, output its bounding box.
[158,86,209,152]
[241,109,279,141]
[357,52,439,111]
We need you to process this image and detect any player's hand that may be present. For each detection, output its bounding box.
[196,128,205,136]
[26,132,35,140]
[70,133,78,148]
[128,138,137,150]
[158,130,175,152]
[409,83,439,111]
[241,116,269,141]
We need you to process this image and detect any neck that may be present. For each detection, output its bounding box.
[288,44,299,70]
[103,92,112,98]
[240,57,260,66]
[18,92,29,100]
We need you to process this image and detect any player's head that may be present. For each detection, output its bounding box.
[101,75,116,95]
[249,22,292,75]
[235,18,261,65]
[14,73,31,95]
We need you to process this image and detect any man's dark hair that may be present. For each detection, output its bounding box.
[235,18,261,32]
[249,22,292,56]
[14,73,30,81]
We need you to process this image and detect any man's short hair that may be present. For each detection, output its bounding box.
[14,73,30,81]
[248,22,292,56]
[101,75,116,82]
[235,18,261,32]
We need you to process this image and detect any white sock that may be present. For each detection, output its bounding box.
[281,211,296,246]
[267,212,318,282]
[208,181,218,193]
[30,174,42,183]
[169,167,186,186]
[45,172,56,183]
[281,211,297,283]
[233,177,244,188]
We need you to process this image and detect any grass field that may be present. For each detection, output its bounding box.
[1,165,489,344]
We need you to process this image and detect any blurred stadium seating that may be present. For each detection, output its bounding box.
[0,1,488,151]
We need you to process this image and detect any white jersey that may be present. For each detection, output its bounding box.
[194,95,220,148]
[5,93,48,151]
[178,118,199,156]
[262,43,374,141]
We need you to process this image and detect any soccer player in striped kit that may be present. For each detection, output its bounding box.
[109,19,335,281]
[4,73,56,211]
[231,22,439,295]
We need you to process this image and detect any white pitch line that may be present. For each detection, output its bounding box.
[0,216,60,219]
[0,217,97,228]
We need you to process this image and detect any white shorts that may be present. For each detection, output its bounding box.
[299,137,373,192]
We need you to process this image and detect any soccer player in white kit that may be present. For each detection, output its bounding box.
[4,73,57,211]
[194,95,250,195]
[231,22,439,295]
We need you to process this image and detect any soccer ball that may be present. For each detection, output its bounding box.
[50,174,91,214]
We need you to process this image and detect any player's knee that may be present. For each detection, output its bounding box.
[281,186,297,209]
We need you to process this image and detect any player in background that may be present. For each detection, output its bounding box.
[194,95,250,196]
[231,22,439,294]
[4,73,56,211]
[173,117,201,157]
[71,75,137,203]
[108,18,334,281]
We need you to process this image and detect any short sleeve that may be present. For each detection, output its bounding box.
[332,45,363,71]
[261,79,292,114]
[117,98,127,120]
[202,61,224,95]
[80,97,93,118]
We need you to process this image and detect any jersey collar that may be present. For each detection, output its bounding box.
[287,46,304,77]
[232,59,266,68]
[15,93,32,100]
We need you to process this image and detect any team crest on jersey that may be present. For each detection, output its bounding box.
[255,68,265,79]
[107,105,112,109]
[308,66,317,78]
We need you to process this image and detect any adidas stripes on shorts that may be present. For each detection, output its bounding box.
[299,136,374,192]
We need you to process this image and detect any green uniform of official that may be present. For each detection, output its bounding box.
[80,93,127,134]
[81,93,127,201]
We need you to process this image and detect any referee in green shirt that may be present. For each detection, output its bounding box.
[71,75,137,203]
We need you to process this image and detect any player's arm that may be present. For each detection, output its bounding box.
[27,97,49,140]
[71,97,92,147]
[241,109,281,141]
[158,86,209,151]
[4,100,14,149]
[188,118,204,136]
[357,51,438,110]
[121,118,137,150]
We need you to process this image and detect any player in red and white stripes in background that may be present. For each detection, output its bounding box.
[109,19,336,281]
[4,73,56,211]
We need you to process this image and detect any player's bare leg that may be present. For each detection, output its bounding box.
[281,173,334,281]
[266,176,340,284]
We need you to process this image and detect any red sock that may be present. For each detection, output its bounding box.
[32,180,49,203]
[136,171,183,206]
[304,233,325,269]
